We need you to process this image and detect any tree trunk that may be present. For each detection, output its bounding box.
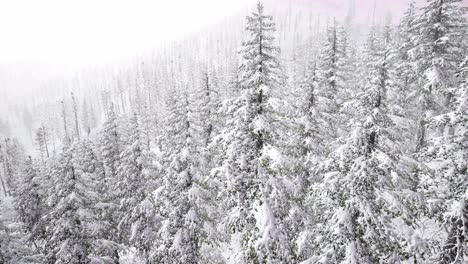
[415,117,426,152]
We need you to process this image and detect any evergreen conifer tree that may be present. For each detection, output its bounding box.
[217,3,294,263]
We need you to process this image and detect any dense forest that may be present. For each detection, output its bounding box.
[1,0,468,263]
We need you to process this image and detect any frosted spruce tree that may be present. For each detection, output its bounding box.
[0,194,43,263]
[71,92,81,141]
[14,156,47,243]
[412,0,467,150]
[289,63,328,195]
[34,125,50,162]
[195,70,224,198]
[42,146,95,263]
[0,138,25,196]
[153,91,218,263]
[287,60,342,261]
[196,70,221,147]
[394,0,417,94]
[117,113,145,239]
[97,105,124,259]
[194,70,226,262]
[101,105,121,180]
[310,32,421,263]
[418,57,468,263]
[81,99,93,136]
[77,139,121,262]
[217,3,293,263]
[316,21,349,137]
[117,113,158,259]
[389,0,420,150]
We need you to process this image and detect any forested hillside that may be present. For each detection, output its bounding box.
[1,0,468,263]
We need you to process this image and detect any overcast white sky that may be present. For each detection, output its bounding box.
[1,0,466,74]
[0,0,252,67]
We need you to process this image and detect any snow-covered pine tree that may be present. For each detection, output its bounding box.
[196,70,221,147]
[0,138,25,196]
[151,89,187,263]
[0,195,43,263]
[97,104,123,256]
[140,105,154,150]
[101,89,111,120]
[388,0,420,150]
[81,99,91,136]
[116,113,159,259]
[336,25,355,98]
[117,113,145,220]
[100,104,121,182]
[316,20,348,137]
[81,99,97,137]
[34,125,49,162]
[71,92,81,141]
[411,0,467,150]
[193,70,226,261]
[217,3,293,263]
[1,141,42,264]
[153,90,218,263]
[159,91,201,263]
[297,62,331,162]
[60,100,71,146]
[42,146,95,263]
[418,57,468,263]
[14,156,48,244]
[286,62,332,261]
[75,139,121,262]
[310,30,421,263]
[194,69,224,212]
[395,0,417,91]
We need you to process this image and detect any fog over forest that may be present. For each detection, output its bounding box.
[1,0,468,263]
[0,0,427,149]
